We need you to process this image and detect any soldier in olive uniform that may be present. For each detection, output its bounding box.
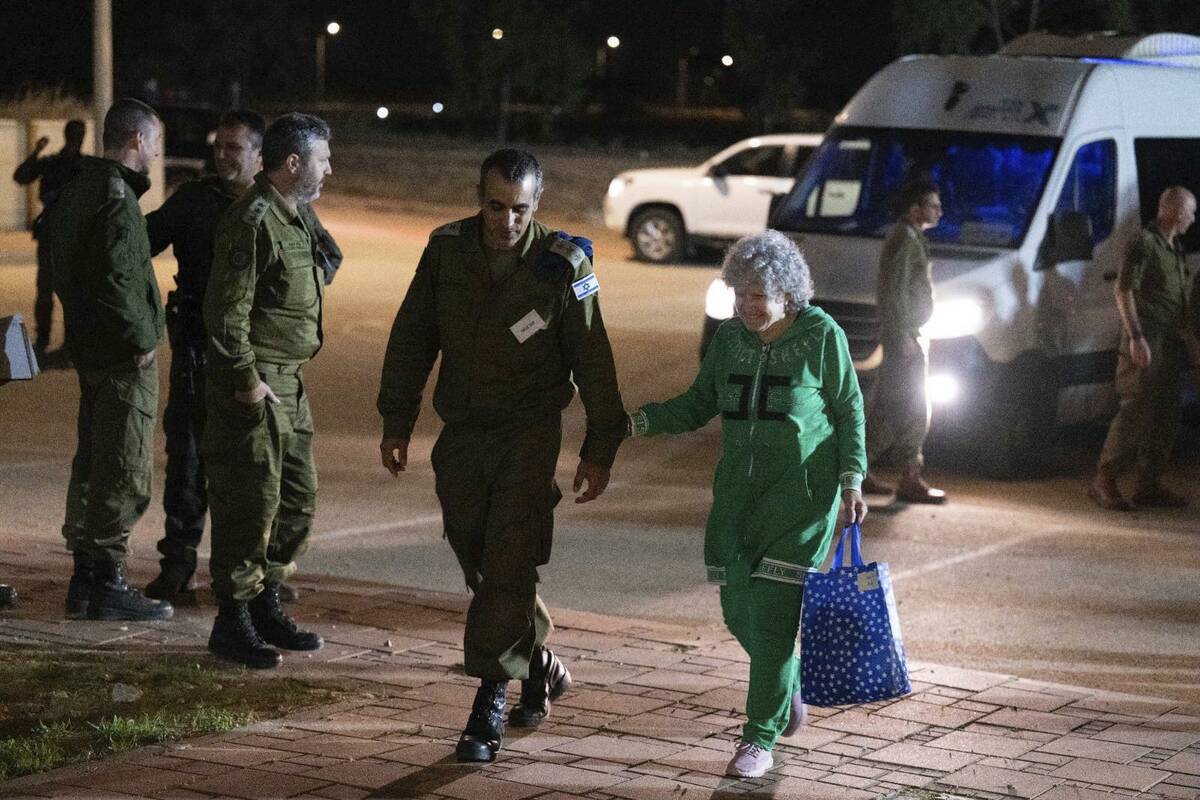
[861,178,946,504]
[144,110,341,603]
[1089,187,1196,511]
[48,98,173,621]
[203,113,331,668]
[12,119,85,366]
[378,149,626,762]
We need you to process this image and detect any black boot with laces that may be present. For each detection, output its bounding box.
[456,680,507,762]
[208,602,283,669]
[248,584,323,650]
[66,551,96,619]
[87,558,174,621]
[509,647,572,728]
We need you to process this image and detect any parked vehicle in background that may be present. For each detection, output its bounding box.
[604,133,822,263]
[707,31,1200,476]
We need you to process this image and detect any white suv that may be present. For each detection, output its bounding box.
[604,133,823,262]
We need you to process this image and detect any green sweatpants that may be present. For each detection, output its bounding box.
[62,360,159,561]
[866,335,929,471]
[720,570,806,750]
[203,366,317,602]
[431,416,562,681]
[1098,332,1186,489]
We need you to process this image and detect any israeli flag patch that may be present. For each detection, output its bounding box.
[571,273,599,300]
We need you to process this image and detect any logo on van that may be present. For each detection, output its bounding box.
[966,98,1061,127]
[944,81,970,111]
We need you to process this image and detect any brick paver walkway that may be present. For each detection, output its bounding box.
[2,546,1198,800]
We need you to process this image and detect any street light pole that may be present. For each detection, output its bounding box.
[315,21,340,101]
[93,0,113,155]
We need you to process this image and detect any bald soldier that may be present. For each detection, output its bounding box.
[1089,186,1196,510]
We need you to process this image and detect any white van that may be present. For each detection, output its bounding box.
[731,32,1200,475]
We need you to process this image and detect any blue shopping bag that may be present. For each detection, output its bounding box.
[799,523,911,707]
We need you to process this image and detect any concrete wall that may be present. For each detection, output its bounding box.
[2,117,166,231]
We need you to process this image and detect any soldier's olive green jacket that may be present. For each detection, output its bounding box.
[204,174,324,392]
[1118,223,1189,336]
[48,156,163,370]
[877,221,933,342]
[377,216,626,468]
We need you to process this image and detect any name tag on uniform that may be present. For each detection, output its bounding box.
[510,309,547,343]
[572,273,599,300]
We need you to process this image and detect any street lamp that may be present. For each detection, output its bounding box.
[315,20,341,100]
[721,54,734,67]
[607,35,620,49]
[492,27,504,40]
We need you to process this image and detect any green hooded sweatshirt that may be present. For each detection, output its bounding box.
[631,306,866,585]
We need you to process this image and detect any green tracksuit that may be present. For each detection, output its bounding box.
[630,307,866,749]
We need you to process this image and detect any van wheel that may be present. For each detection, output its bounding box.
[974,356,1060,479]
[631,208,685,263]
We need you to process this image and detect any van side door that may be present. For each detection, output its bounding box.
[1039,138,1120,378]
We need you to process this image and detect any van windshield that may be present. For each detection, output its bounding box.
[773,127,1059,248]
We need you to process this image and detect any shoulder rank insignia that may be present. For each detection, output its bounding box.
[242,196,270,225]
[108,176,126,200]
[429,220,463,239]
[547,236,586,269]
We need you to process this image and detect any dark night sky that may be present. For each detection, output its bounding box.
[0,0,890,110]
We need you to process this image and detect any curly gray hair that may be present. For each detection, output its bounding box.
[721,230,814,313]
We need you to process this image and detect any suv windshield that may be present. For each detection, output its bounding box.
[773,127,1060,248]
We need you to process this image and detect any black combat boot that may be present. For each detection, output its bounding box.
[86,558,174,621]
[66,551,97,619]
[248,584,323,651]
[144,560,196,604]
[456,680,507,762]
[208,603,283,669]
[508,647,572,728]
[0,584,16,610]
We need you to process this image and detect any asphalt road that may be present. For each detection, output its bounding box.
[1,195,1197,704]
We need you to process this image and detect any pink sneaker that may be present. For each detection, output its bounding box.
[726,741,774,778]
[782,691,808,736]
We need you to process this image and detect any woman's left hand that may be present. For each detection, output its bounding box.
[841,488,867,526]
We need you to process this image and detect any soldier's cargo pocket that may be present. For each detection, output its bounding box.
[531,481,563,567]
[108,363,158,471]
[201,386,269,464]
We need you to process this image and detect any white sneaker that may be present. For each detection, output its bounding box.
[726,741,774,778]
[782,691,808,736]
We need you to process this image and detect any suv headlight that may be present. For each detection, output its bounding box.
[706,278,735,320]
[922,297,985,340]
[607,177,628,198]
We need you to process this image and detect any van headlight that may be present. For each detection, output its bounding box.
[607,177,628,198]
[922,297,985,340]
[926,373,960,405]
[705,278,735,320]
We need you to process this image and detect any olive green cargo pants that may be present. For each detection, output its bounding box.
[203,366,317,603]
[1098,332,1186,489]
[432,416,562,681]
[62,360,159,561]
[865,334,929,471]
[720,570,805,750]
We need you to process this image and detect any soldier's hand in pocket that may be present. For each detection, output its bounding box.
[234,380,279,406]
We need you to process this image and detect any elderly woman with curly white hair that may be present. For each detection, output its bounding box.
[627,230,867,778]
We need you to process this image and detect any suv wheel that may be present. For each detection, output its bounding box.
[631,208,685,263]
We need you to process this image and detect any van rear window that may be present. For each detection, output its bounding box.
[773,127,1059,249]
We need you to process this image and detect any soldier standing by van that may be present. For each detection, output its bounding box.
[861,179,946,504]
[1088,186,1196,511]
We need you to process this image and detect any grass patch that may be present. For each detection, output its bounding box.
[0,648,344,781]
